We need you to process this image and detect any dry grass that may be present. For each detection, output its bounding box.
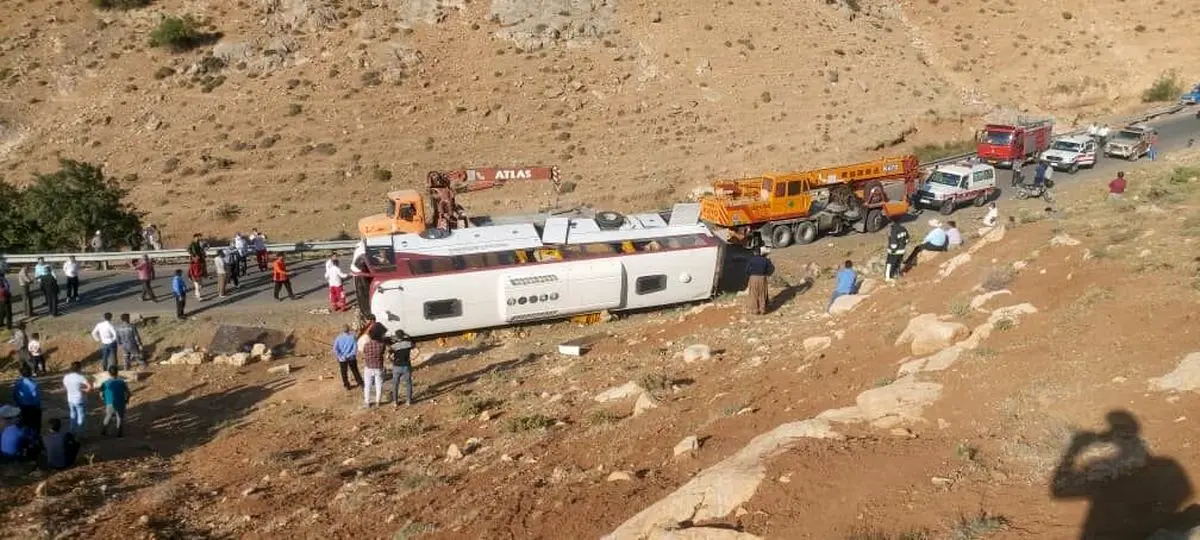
[981,267,1014,292]
[504,414,555,433]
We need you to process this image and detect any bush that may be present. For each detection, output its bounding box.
[981,267,1014,291]
[504,414,555,432]
[10,159,143,252]
[92,0,151,10]
[1142,70,1182,102]
[150,16,205,52]
[913,140,975,162]
[215,203,242,222]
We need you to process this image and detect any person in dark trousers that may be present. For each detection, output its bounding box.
[389,331,417,407]
[18,265,34,318]
[332,325,364,390]
[132,255,157,302]
[903,221,949,270]
[99,366,130,437]
[171,269,188,320]
[828,260,859,312]
[1010,163,1024,187]
[10,322,30,372]
[115,313,146,370]
[35,258,60,317]
[42,418,79,470]
[187,233,208,278]
[12,365,42,436]
[0,273,12,329]
[885,221,909,282]
[0,410,39,463]
[271,254,296,301]
[744,248,775,315]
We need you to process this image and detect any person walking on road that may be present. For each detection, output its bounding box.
[234,233,249,277]
[99,366,130,438]
[252,229,269,272]
[885,221,909,282]
[13,365,42,436]
[62,256,81,304]
[1149,132,1160,161]
[332,325,364,390]
[92,312,119,371]
[743,248,774,316]
[132,255,157,302]
[187,233,208,278]
[34,257,60,317]
[1109,171,1127,201]
[325,255,350,312]
[90,230,108,270]
[224,247,240,290]
[389,330,417,407]
[272,254,296,301]
[188,250,205,303]
[214,250,229,298]
[828,260,858,312]
[360,326,386,408]
[62,362,92,436]
[27,332,46,375]
[115,313,145,370]
[171,269,188,320]
[0,273,12,329]
[17,265,34,318]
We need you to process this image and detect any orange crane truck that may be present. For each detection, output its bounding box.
[358,166,562,238]
[698,155,920,249]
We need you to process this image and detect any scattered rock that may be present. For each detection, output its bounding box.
[463,437,483,455]
[213,352,253,367]
[479,410,492,422]
[857,278,881,295]
[607,470,635,482]
[890,427,917,439]
[266,364,291,376]
[987,303,1039,325]
[595,381,647,403]
[802,336,832,354]
[682,344,713,363]
[828,294,867,315]
[633,393,659,417]
[969,290,1011,311]
[446,444,464,461]
[1012,261,1028,271]
[241,486,260,497]
[1050,234,1081,247]
[930,476,954,487]
[937,253,971,279]
[894,314,969,356]
[673,435,700,457]
[251,343,272,361]
[1150,352,1200,392]
[898,346,963,376]
[138,515,150,526]
[165,348,208,365]
[853,376,943,423]
[34,481,46,498]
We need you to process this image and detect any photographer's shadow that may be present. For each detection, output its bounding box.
[1051,409,1200,539]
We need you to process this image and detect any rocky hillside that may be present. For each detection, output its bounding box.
[0,0,1195,242]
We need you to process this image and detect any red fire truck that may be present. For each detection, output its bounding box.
[975,117,1054,169]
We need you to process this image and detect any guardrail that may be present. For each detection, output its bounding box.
[0,240,359,265]
[0,104,1190,266]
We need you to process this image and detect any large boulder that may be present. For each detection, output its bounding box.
[649,529,764,540]
[970,290,1012,311]
[213,353,253,367]
[682,344,712,363]
[854,376,944,422]
[857,278,882,295]
[632,393,660,417]
[1150,352,1200,392]
[895,314,969,356]
[165,348,208,365]
[802,336,832,355]
[897,346,963,376]
[595,382,647,403]
[937,253,972,280]
[828,294,867,315]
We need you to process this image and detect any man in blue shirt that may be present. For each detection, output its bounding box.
[100,366,131,437]
[13,365,42,436]
[332,325,363,390]
[828,260,859,312]
[171,269,188,320]
[903,221,950,270]
[744,248,775,315]
[0,408,37,462]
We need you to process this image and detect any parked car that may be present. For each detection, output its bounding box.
[910,162,998,215]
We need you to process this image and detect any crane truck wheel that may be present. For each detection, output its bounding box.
[595,211,626,230]
[794,221,818,245]
[864,209,887,233]
[768,224,793,248]
[939,199,956,216]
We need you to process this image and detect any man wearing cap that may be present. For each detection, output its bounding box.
[0,406,38,462]
[885,221,909,282]
[744,248,774,315]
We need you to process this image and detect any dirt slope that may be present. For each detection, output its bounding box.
[3,0,1194,243]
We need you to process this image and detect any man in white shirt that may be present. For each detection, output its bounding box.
[214,250,229,298]
[983,202,999,228]
[251,229,268,272]
[325,255,350,312]
[63,256,81,304]
[945,221,964,250]
[233,233,249,277]
[62,361,92,435]
[91,312,119,371]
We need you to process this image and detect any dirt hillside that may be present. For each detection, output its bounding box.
[2,0,1195,242]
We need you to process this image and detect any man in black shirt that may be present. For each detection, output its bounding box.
[389,331,417,407]
[744,248,775,315]
[885,221,910,281]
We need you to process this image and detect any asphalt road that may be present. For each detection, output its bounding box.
[5,110,1198,323]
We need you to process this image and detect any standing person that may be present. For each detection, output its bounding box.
[146,225,162,250]
[99,366,130,437]
[187,233,208,278]
[90,230,108,270]
[325,255,349,312]
[62,362,92,436]
[945,221,963,250]
[1109,171,1127,201]
[214,249,228,298]
[234,233,249,277]
[115,313,145,370]
[903,220,949,270]
[27,333,46,375]
[42,418,80,470]
[62,256,81,304]
[12,365,42,436]
[1010,162,1024,187]
[10,322,30,373]
[743,248,774,316]
[18,265,34,318]
[224,247,240,290]
[252,229,269,272]
[91,312,119,371]
[35,257,60,317]
[828,260,858,312]
[332,325,364,390]
[389,330,417,407]
[360,326,386,408]
[1149,131,1160,161]
[132,255,157,302]
[187,250,205,302]
[171,270,188,320]
[0,273,12,329]
[271,254,296,301]
[885,221,909,282]
[350,251,372,314]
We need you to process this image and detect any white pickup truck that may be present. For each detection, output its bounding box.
[1039,135,1098,174]
[910,162,998,215]
[1104,125,1155,161]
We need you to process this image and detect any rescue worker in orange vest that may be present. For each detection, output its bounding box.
[271,254,296,301]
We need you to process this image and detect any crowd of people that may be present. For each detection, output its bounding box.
[332,315,418,408]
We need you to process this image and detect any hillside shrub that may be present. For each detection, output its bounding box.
[92,0,151,9]
[3,159,143,252]
[150,16,205,52]
[1142,70,1182,102]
